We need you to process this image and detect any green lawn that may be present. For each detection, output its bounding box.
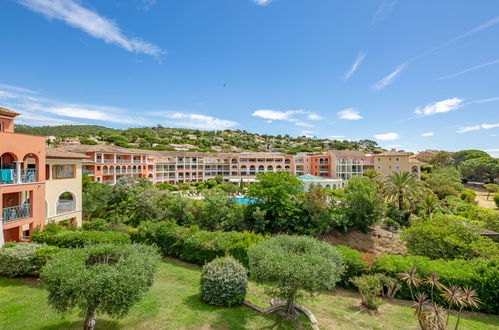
[1,258,498,330]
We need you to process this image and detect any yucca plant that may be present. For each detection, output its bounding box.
[413,292,430,329]
[398,267,421,302]
[441,285,464,327]
[425,273,443,302]
[424,302,447,330]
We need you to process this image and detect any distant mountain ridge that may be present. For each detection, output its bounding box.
[14,124,382,154]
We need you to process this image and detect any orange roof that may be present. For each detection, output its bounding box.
[0,107,21,118]
[377,151,410,156]
[46,148,89,159]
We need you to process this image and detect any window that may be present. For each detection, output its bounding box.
[377,165,381,170]
[395,165,400,170]
[0,122,3,132]
[396,157,400,162]
[53,165,75,179]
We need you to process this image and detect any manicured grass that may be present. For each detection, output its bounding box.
[1,258,498,329]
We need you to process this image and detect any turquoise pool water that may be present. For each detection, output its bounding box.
[232,197,257,204]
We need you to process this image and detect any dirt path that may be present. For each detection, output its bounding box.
[319,226,406,255]
[465,185,498,210]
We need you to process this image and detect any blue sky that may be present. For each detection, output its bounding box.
[0,0,498,155]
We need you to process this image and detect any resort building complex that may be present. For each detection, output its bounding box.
[1,107,423,243]
[1,108,85,244]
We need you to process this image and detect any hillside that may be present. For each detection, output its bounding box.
[15,124,382,154]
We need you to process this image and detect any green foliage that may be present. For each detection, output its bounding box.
[0,243,44,277]
[460,189,477,203]
[32,229,131,248]
[425,166,464,199]
[460,157,499,182]
[382,218,400,231]
[428,151,453,167]
[494,193,499,208]
[80,138,98,145]
[351,274,385,310]
[298,186,343,236]
[344,176,382,232]
[131,221,267,267]
[83,181,113,219]
[444,196,499,232]
[40,244,160,328]
[401,214,499,260]
[82,219,110,231]
[200,256,247,307]
[200,191,245,231]
[248,235,344,314]
[453,150,491,167]
[32,245,64,273]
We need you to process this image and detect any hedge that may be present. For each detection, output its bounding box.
[0,243,62,277]
[32,230,131,248]
[337,245,499,314]
[130,221,267,267]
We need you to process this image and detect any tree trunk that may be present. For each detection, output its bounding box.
[83,310,96,330]
[454,307,463,330]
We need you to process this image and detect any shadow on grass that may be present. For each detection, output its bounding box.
[39,319,121,330]
[0,276,41,288]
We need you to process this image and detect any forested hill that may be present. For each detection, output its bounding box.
[14,124,381,154]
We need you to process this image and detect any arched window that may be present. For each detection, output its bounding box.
[333,184,337,190]
[267,165,273,172]
[56,191,76,215]
[325,184,331,189]
[258,165,264,172]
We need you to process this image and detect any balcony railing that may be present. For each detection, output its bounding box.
[82,169,94,176]
[56,200,76,215]
[2,204,31,223]
[0,169,36,185]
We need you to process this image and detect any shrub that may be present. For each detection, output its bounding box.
[401,214,499,260]
[344,176,382,232]
[200,256,247,307]
[494,193,499,208]
[131,221,267,267]
[336,246,499,314]
[32,245,63,273]
[41,244,160,330]
[351,274,384,310]
[32,229,131,248]
[0,243,43,277]
[382,218,400,231]
[82,219,110,231]
[248,235,345,317]
[460,189,476,203]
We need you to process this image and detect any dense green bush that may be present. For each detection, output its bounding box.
[351,274,384,310]
[131,221,267,266]
[344,176,382,232]
[200,256,247,307]
[494,193,499,208]
[32,229,131,248]
[0,243,43,277]
[32,245,63,272]
[337,245,499,314]
[82,219,110,231]
[460,189,476,203]
[401,214,499,259]
[445,196,499,232]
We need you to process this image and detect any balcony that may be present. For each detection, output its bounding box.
[0,169,36,185]
[56,200,76,215]
[82,169,94,176]
[2,204,31,223]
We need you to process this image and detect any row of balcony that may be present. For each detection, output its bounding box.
[0,169,37,185]
[102,169,142,175]
[1,200,78,224]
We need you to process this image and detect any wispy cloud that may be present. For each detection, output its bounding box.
[414,98,463,116]
[330,135,346,139]
[421,132,434,137]
[252,109,320,127]
[337,108,363,120]
[485,148,499,157]
[344,52,366,80]
[470,96,499,104]
[374,132,399,141]
[457,122,499,133]
[152,112,239,130]
[371,0,398,25]
[437,58,499,80]
[372,63,407,90]
[0,83,38,94]
[252,0,271,6]
[18,0,164,57]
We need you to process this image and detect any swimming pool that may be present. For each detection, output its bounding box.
[231,197,257,204]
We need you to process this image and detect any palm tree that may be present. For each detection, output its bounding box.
[455,288,481,330]
[425,273,442,302]
[413,292,430,329]
[419,190,439,217]
[425,302,447,330]
[398,268,422,302]
[384,172,423,212]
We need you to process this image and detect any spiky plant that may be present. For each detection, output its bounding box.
[425,273,442,302]
[424,302,447,330]
[454,288,481,330]
[413,292,430,329]
[398,267,421,302]
[441,285,464,327]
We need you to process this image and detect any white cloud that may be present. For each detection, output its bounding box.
[437,58,499,80]
[484,149,499,157]
[300,130,314,137]
[421,132,434,137]
[307,113,323,120]
[414,98,463,116]
[472,97,499,104]
[0,83,38,94]
[457,125,480,133]
[337,108,362,120]
[154,112,239,130]
[481,123,499,129]
[344,52,366,80]
[374,132,399,141]
[329,135,346,139]
[372,63,407,90]
[371,0,398,25]
[18,0,163,57]
[253,0,271,5]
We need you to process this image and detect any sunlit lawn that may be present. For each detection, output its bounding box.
[1,258,498,330]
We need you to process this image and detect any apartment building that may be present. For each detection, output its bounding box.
[374,151,422,177]
[1,108,46,243]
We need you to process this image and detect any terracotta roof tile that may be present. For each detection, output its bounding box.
[0,107,21,117]
[46,148,89,159]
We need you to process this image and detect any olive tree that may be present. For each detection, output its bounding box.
[248,235,344,318]
[41,244,160,330]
